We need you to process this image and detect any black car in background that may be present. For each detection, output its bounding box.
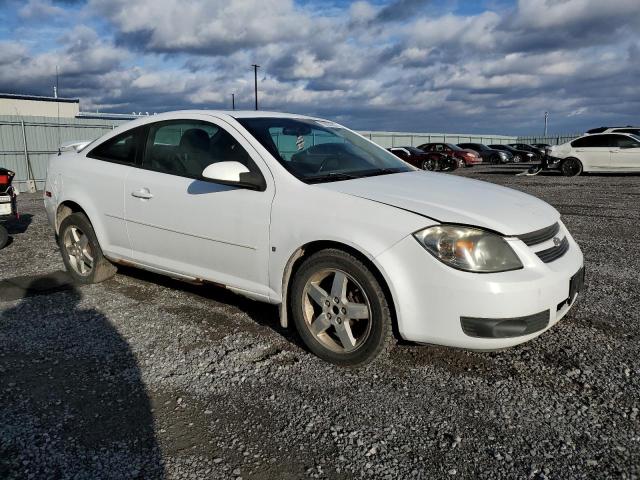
[508,143,544,159]
[457,142,511,164]
[488,144,534,163]
[532,143,551,149]
[387,146,459,171]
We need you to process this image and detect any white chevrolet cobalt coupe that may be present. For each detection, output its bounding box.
[44,111,584,366]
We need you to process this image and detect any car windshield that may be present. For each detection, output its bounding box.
[237,117,414,183]
[445,143,463,151]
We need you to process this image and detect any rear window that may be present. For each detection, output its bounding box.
[88,129,141,164]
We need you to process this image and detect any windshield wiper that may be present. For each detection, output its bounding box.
[305,172,360,184]
[355,167,405,178]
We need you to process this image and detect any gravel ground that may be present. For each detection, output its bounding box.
[1,165,639,479]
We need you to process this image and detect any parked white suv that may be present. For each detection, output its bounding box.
[44,111,584,366]
[550,133,640,176]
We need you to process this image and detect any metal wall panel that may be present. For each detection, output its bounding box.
[0,115,123,191]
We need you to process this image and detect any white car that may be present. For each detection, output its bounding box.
[550,132,640,176]
[44,111,584,366]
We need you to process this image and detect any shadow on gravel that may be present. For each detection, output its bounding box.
[1,213,33,235]
[114,265,305,350]
[0,276,164,479]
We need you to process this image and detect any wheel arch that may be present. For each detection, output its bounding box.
[279,240,399,337]
[56,200,89,234]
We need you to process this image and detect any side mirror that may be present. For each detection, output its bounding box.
[201,161,266,191]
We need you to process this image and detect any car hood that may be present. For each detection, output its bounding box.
[317,171,560,235]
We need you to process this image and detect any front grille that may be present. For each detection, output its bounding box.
[517,222,560,246]
[536,236,569,263]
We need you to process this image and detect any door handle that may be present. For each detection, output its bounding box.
[609,149,620,153]
[131,188,153,199]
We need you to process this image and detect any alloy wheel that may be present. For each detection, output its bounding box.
[302,269,372,353]
[63,226,94,276]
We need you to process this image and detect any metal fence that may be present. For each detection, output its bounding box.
[516,134,581,146]
[0,114,546,192]
[0,115,122,191]
[359,131,517,148]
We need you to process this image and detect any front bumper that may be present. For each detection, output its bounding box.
[374,223,584,350]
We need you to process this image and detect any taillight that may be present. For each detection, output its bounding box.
[0,175,9,185]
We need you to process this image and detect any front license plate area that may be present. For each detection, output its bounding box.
[0,202,11,215]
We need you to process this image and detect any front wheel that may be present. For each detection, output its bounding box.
[59,212,117,284]
[291,249,393,367]
[561,157,583,177]
[421,158,436,171]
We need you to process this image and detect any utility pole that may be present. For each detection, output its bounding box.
[544,111,548,136]
[232,93,235,110]
[251,64,260,110]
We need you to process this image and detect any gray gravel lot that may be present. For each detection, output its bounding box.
[1,165,639,479]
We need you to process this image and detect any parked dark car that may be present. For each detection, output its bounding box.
[508,143,544,159]
[387,146,458,171]
[488,144,534,163]
[416,143,482,167]
[456,143,511,164]
[532,143,551,149]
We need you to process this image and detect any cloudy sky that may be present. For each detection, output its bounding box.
[0,0,638,135]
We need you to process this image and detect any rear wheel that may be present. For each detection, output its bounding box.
[291,249,393,367]
[58,213,117,284]
[561,157,583,177]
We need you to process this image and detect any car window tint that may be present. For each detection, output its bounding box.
[88,129,140,164]
[614,135,640,148]
[571,136,603,148]
[143,121,253,178]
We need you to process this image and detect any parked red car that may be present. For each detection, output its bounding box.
[417,142,482,167]
[387,147,458,171]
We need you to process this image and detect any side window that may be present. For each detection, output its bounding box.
[435,144,443,152]
[571,136,601,148]
[614,135,639,148]
[88,129,141,164]
[143,120,254,178]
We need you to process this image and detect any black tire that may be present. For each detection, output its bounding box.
[58,212,117,284]
[421,158,436,171]
[290,249,394,367]
[0,224,8,250]
[491,154,500,165]
[561,157,583,177]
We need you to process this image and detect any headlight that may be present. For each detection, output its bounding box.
[498,151,508,158]
[413,225,523,273]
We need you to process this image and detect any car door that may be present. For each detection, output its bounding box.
[124,115,274,298]
[571,135,610,169]
[610,134,640,171]
[83,126,145,259]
